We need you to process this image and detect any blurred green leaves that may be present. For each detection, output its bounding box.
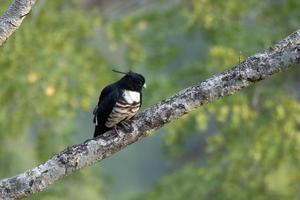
[124,0,299,199]
[0,0,108,199]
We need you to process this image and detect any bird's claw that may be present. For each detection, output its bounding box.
[113,126,119,136]
[120,121,131,130]
[113,121,131,137]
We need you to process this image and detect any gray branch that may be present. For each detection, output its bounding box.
[0,0,36,46]
[0,29,300,199]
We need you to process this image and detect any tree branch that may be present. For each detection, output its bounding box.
[0,29,299,199]
[0,0,36,46]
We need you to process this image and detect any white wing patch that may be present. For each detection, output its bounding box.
[105,90,141,128]
[123,90,140,104]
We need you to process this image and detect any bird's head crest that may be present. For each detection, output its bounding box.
[112,69,128,75]
[113,69,146,91]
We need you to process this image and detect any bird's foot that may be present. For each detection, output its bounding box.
[120,121,131,131]
[113,121,132,137]
[113,126,120,136]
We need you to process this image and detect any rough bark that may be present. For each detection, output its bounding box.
[0,0,36,46]
[0,29,299,199]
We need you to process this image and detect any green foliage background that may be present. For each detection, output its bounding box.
[0,0,299,199]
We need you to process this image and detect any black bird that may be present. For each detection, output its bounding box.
[93,70,146,137]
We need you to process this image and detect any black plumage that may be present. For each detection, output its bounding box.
[93,70,146,137]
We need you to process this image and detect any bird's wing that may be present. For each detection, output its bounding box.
[93,86,111,116]
[139,92,143,108]
[93,85,120,125]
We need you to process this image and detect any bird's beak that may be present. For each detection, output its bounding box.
[143,83,147,89]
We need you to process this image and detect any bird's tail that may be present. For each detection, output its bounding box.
[94,125,110,138]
